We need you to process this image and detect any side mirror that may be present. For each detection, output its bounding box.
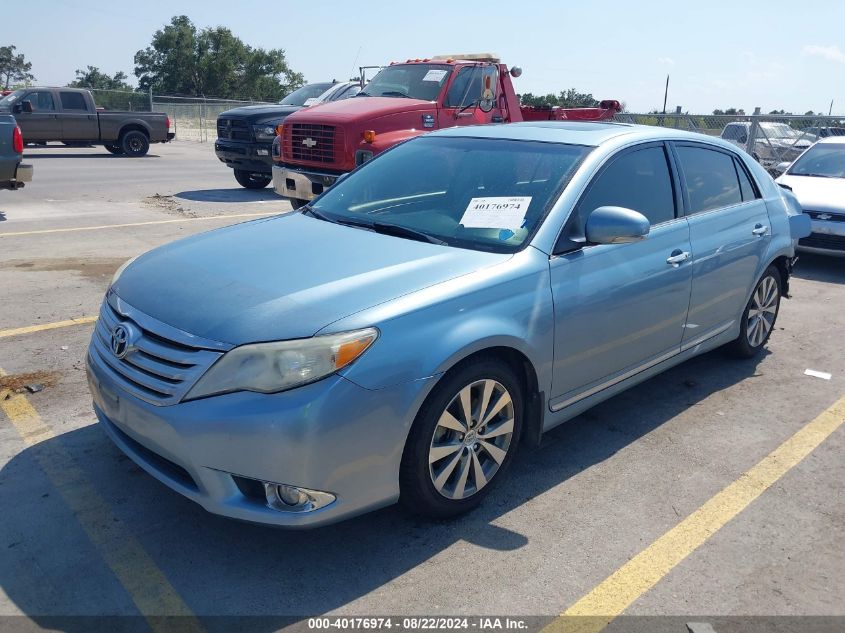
[775,161,791,174]
[585,206,650,245]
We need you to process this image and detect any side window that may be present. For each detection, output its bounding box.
[60,91,88,111]
[676,146,743,214]
[733,158,759,201]
[27,91,55,111]
[571,145,676,235]
[444,67,482,108]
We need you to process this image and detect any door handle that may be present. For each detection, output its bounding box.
[666,250,690,267]
[752,224,768,236]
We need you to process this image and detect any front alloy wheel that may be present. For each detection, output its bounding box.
[400,358,523,518]
[428,379,515,500]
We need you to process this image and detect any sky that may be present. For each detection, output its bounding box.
[6,0,845,115]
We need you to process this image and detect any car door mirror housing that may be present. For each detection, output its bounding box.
[585,206,650,245]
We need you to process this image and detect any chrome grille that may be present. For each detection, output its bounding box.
[216,117,252,141]
[800,233,845,251]
[806,210,845,223]
[289,123,337,163]
[90,297,225,406]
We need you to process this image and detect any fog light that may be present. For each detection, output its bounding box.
[263,482,336,513]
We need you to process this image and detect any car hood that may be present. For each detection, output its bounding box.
[112,213,510,346]
[776,175,845,214]
[285,96,434,123]
[218,104,302,124]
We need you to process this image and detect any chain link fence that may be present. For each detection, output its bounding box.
[82,88,274,142]
[614,112,845,174]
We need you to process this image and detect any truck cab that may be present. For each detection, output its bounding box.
[272,55,620,207]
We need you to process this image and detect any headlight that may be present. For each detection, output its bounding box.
[111,255,138,286]
[252,124,277,140]
[184,327,378,400]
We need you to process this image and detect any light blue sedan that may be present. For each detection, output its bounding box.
[87,122,811,527]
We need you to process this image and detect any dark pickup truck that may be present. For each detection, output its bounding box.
[0,87,173,157]
[0,114,32,190]
[215,81,361,188]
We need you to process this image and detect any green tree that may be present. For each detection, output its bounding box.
[0,45,35,90]
[519,89,598,108]
[69,66,134,91]
[134,16,304,100]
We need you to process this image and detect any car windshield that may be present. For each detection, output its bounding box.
[358,64,452,101]
[0,89,24,106]
[280,83,335,106]
[310,136,591,253]
[787,143,845,178]
[760,123,801,139]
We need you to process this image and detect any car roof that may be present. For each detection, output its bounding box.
[429,121,738,149]
[817,135,845,145]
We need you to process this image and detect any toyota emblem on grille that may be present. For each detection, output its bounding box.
[110,324,137,359]
[302,137,317,148]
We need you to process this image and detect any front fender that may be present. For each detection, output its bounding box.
[331,248,555,394]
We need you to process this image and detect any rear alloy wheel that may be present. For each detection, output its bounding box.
[728,265,781,358]
[400,359,523,518]
[234,169,272,189]
[104,144,123,155]
[120,130,150,157]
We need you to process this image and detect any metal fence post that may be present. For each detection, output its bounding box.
[148,88,153,113]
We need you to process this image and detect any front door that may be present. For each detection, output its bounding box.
[672,143,772,346]
[16,90,61,141]
[549,143,692,408]
[438,65,503,127]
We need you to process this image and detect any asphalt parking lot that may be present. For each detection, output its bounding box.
[0,141,843,630]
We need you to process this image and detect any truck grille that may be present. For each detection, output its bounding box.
[90,298,224,406]
[217,117,252,142]
[806,210,845,223]
[799,233,845,252]
[285,123,341,164]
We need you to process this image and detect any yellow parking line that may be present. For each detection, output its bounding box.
[0,315,98,339]
[546,395,845,633]
[0,211,278,237]
[0,369,203,632]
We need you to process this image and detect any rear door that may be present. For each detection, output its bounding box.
[671,142,771,348]
[548,142,693,408]
[58,91,99,141]
[16,90,61,141]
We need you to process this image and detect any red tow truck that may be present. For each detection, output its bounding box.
[272,54,621,208]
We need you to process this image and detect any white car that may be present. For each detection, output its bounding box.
[776,137,845,256]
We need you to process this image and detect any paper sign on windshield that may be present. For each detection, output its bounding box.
[303,98,320,106]
[459,197,531,230]
[422,69,449,82]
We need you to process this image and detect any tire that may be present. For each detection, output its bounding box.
[399,357,523,518]
[234,169,272,189]
[104,144,123,155]
[289,198,307,209]
[119,130,150,157]
[727,265,782,358]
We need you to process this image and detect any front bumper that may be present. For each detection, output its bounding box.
[87,350,433,528]
[797,217,845,257]
[272,165,340,201]
[215,140,273,173]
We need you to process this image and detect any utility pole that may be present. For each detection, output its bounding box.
[830,99,834,116]
[662,75,670,114]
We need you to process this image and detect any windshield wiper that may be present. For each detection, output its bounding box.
[797,173,835,178]
[355,91,371,97]
[380,91,412,98]
[301,206,335,222]
[371,222,447,245]
[457,99,480,115]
